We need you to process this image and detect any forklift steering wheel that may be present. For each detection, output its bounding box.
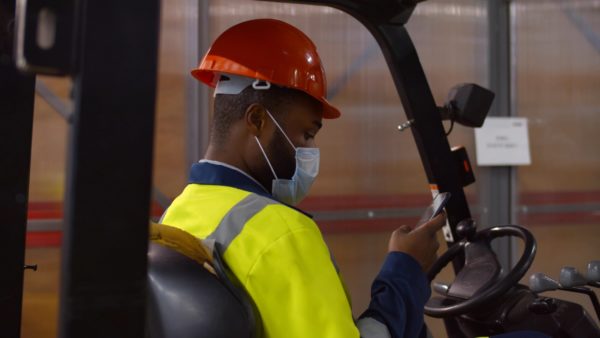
[424,225,536,318]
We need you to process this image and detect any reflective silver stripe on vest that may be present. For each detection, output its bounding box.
[206,193,278,252]
[357,317,391,338]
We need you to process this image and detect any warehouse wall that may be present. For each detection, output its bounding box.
[21,1,599,337]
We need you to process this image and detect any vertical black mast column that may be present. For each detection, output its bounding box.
[0,1,36,337]
[58,1,160,337]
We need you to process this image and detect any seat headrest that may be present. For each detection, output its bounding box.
[149,222,215,274]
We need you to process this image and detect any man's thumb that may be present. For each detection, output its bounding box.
[419,212,447,234]
[396,224,412,234]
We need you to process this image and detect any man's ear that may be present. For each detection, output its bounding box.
[245,103,267,136]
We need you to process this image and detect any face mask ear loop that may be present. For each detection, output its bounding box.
[265,109,296,151]
[255,136,278,179]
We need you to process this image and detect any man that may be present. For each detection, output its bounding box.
[161,18,445,338]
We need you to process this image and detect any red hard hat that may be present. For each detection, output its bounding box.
[191,19,341,119]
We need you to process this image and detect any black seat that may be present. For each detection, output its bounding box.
[146,242,257,338]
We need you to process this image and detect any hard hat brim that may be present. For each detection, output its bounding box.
[318,97,341,119]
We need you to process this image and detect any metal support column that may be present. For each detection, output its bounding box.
[0,2,36,337]
[58,1,160,337]
[186,0,211,168]
[480,0,518,270]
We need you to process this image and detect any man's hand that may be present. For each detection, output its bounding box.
[388,213,447,272]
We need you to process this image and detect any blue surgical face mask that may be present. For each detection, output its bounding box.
[254,110,320,206]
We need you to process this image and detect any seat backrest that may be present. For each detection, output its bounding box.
[146,241,256,338]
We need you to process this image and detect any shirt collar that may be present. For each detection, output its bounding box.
[198,159,270,193]
[188,160,313,218]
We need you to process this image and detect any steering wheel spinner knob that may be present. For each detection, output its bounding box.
[455,219,476,241]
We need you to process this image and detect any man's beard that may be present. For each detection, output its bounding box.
[267,128,296,180]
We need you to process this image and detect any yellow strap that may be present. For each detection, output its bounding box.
[149,222,215,274]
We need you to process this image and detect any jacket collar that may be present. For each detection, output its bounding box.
[188,160,312,218]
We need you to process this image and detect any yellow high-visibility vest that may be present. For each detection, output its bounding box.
[161,183,360,338]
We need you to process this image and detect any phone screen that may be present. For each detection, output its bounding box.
[415,192,451,228]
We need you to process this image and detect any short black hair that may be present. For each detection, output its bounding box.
[211,83,313,145]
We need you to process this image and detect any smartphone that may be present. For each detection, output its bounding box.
[415,192,451,229]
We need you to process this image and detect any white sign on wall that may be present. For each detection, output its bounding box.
[474,117,532,166]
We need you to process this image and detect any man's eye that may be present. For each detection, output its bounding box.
[304,133,315,140]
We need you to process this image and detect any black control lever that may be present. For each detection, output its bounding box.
[528,297,558,315]
[559,286,600,323]
[530,271,600,322]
